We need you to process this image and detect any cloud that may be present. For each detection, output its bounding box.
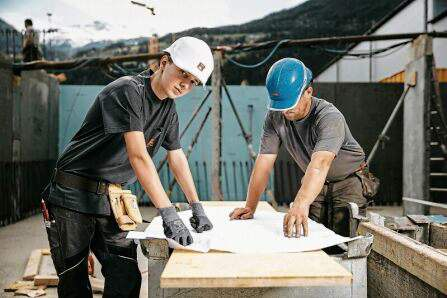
[85,20,109,31]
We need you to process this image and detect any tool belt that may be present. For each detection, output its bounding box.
[108,184,142,231]
[53,169,142,231]
[354,162,380,200]
[322,162,380,200]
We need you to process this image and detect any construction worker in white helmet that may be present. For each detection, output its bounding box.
[40,37,214,297]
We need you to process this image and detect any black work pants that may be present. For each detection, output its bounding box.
[309,175,367,237]
[45,204,141,298]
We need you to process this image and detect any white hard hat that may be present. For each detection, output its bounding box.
[164,36,214,86]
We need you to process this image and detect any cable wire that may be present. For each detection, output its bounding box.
[226,39,290,68]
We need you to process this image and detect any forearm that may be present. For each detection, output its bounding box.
[168,150,199,204]
[245,157,274,211]
[294,159,331,206]
[130,154,172,208]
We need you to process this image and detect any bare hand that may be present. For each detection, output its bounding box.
[229,207,254,220]
[283,203,310,237]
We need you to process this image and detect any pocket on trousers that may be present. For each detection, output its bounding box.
[46,221,65,274]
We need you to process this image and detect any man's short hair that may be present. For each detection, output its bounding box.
[25,19,33,27]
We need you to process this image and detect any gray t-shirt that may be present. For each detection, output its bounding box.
[260,97,365,181]
[47,70,180,215]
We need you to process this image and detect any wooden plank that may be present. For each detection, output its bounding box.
[34,275,59,287]
[14,287,46,297]
[4,281,35,292]
[430,223,447,249]
[358,222,447,294]
[39,255,57,276]
[40,248,51,255]
[160,250,352,288]
[23,249,42,281]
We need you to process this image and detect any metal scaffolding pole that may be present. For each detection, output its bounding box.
[156,90,211,172]
[367,86,412,166]
[167,107,212,195]
[221,80,277,207]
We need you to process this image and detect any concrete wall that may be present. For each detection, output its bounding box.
[18,71,59,162]
[316,0,447,82]
[0,69,59,226]
[0,65,13,162]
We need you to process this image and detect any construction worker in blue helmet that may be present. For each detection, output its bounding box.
[230,58,376,239]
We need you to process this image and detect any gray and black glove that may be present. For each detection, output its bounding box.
[189,202,213,233]
[159,206,193,246]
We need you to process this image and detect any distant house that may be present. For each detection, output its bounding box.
[315,0,447,83]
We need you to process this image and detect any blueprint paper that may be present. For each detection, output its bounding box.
[127,206,354,253]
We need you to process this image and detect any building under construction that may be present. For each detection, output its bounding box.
[0,0,446,297]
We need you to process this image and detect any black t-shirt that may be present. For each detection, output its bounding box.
[47,71,181,215]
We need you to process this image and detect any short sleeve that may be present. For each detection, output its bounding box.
[313,112,345,155]
[259,112,281,154]
[162,111,181,151]
[100,83,144,134]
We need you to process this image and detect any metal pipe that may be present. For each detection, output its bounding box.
[222,80,256,159]
[367,86,411,165]
[167,107,212,194]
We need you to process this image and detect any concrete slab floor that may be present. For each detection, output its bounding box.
[1,204,445,297]
[0,206,158,298]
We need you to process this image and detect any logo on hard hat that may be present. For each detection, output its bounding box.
[197,62,205,71]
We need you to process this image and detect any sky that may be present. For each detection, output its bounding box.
[0,0,305,47]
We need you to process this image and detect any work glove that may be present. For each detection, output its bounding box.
[159,206,193,246]
[189,202,213,233]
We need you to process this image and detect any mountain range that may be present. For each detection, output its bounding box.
[1,0,406,85]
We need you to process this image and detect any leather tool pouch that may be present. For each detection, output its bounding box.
[108,184,142,231]
[355,163,380,200]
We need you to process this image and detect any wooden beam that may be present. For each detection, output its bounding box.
[358,222,447,294]
[23,249,42,281]
[211,51,223,201]
[430,223,447,249]
[9,31,447,71]
[34,275,59,287]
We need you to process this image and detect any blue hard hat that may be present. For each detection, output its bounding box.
[265,58,313,111]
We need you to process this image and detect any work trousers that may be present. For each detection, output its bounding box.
[309,175,368,237]
[45,204,141,298]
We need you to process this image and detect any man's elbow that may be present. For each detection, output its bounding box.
[310,152,335,172]
[128,151,148,166]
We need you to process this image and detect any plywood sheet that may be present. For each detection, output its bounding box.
[161,250,351,288]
